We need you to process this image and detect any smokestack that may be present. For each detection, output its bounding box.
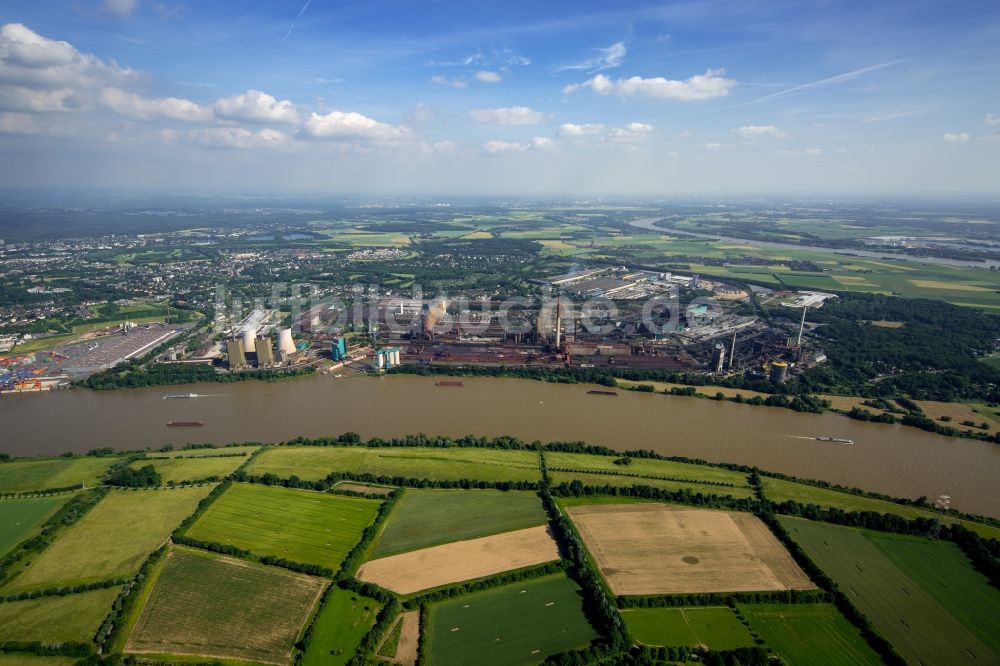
[797,306,808,347]
[729,329,737,369]
[555,293,562,349]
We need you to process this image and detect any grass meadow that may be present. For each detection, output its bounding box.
[0,586,120,643]
[780,517,999,665]
[621,607,754,650]
[762,477,1000,540]
[426,574,597,665]
[301,588,382,666]
[740,603,882,666]
[131,455,246,483]
[185,483,380,570]
[125,547,324,665]
[247,446,541,483]
[2,486,211,592]
[0,456,116,493]
[372,489,548,556]
[0,494,69,556]
[543,452,750,487]
[547,470,755,499]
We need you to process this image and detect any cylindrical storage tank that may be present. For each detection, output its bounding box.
[242,329,256,353]
[770,361,789,384]
[277,327,296,355]
[376,352,385,369]
[392,350,400,366]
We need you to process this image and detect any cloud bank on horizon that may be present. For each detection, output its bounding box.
[0,0,998,194]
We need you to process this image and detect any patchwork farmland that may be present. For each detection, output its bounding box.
[781,517,1000,665]
[425,574,598,665]
[0,494,68,556]
[125,547,325,665]
[358,525,560,594]
[566,503,815,595]
[184,483,381,570]
[621,606,754,650]
[2,486,211,592]
[372,488,549,556]
[0,440,996,664]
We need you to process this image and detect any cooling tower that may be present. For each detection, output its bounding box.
[241,329,256,353]
[277,327,296,356]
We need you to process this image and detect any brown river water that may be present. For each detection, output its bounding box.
[1,375,997,517]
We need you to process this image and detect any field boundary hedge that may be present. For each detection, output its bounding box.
[547,466,740,488]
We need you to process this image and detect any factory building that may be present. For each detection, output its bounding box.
[331,338,348,361]
[226,338,247,369]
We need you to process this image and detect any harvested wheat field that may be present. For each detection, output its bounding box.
[356,525,559,595]
[566,504,814,595]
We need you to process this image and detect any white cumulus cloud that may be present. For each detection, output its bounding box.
[564,69,735,101]
[303,110,409,142]
[483,140,528,153]
[984,114,999,126]
[704,142,722,151]
[474,70,501,83]
[100,87,211,122]
[943,132,970,143]
[469,106,546,125]
[213,90,298,124]
[558,123,604,137]
[733,125,787,139]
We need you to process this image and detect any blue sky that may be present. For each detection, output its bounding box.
[0,0,998,194]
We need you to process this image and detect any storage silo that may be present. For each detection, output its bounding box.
[277,327,296,356]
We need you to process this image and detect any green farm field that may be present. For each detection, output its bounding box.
[185,483,380,570]
[426,574,597,666]
[156,445,261,458]
[0,586,120,643]
[544,451,750,487]
[739,603,881,666]
[125,547,325,665]
[0,494,68,556]
[621,607,754,650]
[780,517,1000,665]
[247,446,541,483]
[301,588,382,666]
[372,488,548,556]
[761,477,1000,540]
[0,456,116,493]
[0,657,80,666]
[547,469,755,498]
[131,455,246,483]
[3,486,211,592]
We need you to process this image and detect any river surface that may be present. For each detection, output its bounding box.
[2,375,998,517]
[629,217,1000,269]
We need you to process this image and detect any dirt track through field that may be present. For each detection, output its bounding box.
[566,504,814,595]
[377,610,419,665]
[356,525,559,594]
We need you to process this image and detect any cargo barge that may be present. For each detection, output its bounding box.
[587,390,618,396]
[166,421,204,427]
[816,436,854,444]
[435,380,464,387]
